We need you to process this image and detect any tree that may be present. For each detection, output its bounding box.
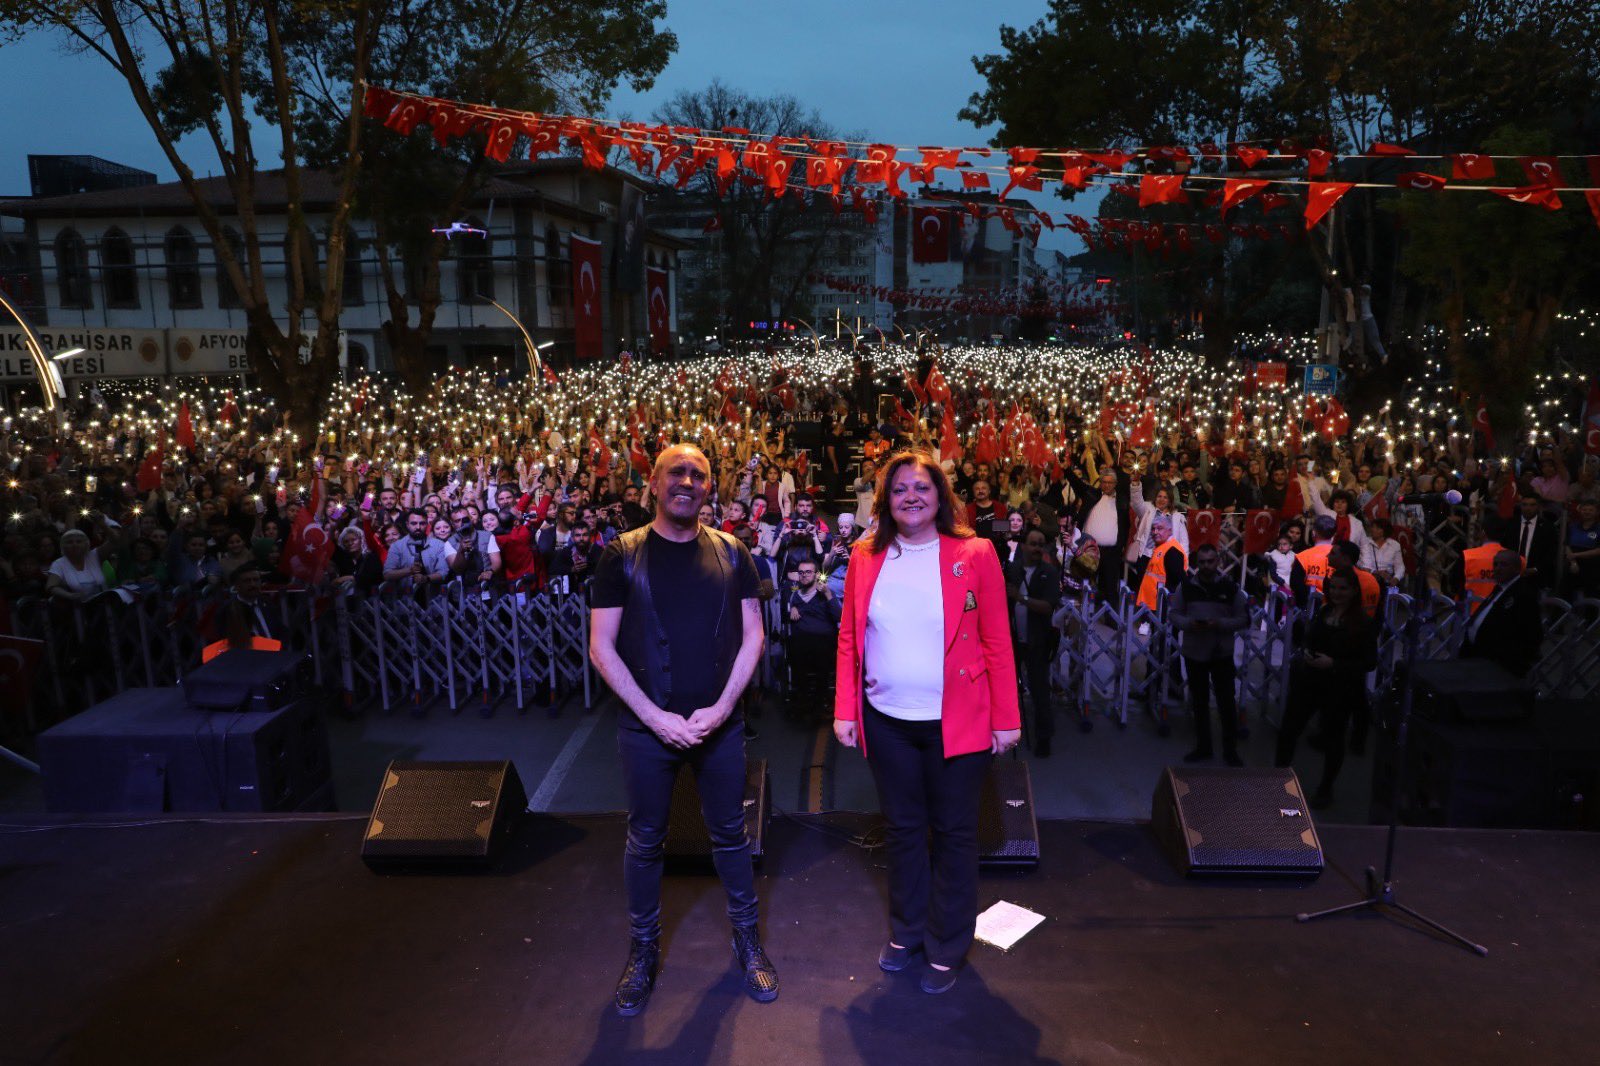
[651,80,862,336]
[0,0,376,437]
[964,0,1600,395]
[288,0,674,393]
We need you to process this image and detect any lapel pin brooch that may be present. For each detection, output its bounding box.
[952,561,966,578]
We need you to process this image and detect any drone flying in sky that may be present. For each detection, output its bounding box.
[430,221,488,240]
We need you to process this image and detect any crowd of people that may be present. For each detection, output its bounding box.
[2,343,1596,755]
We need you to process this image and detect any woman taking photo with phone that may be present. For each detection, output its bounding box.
[833,450,1020,993]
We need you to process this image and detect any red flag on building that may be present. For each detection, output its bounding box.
[911,207,949,263]
[569,234,603,359]
[175,401,196,452]
[645,266,671,355]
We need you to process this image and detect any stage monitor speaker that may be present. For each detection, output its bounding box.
[182,648,312,712]
[1411,659,1532,723]
[362,760,527,872]
[978,758,1040,870]
[38,686,333,813]
[664,758,769,869]
[1152,766,1324,879]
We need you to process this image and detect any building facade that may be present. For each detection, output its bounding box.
[0,157,683,403]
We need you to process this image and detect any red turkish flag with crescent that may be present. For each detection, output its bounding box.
[286,478,335,585]
[1188,509,1223,548]
[570,233,603,359]
[1475,395,1496,452]
[645,266,670,355]
[1243,509,1279,555]
[912,207,949,263]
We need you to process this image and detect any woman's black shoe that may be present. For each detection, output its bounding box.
[878,940,921,972]
[732,925,779,1002]
[920,962,959,994]
[614,939,659,1017]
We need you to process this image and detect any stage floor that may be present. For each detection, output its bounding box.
[3,812,1595,1065]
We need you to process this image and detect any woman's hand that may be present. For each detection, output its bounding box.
[833,719,858,748]
[991,728,1022,754]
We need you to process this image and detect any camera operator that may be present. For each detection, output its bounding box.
[777,494,830,572]
[382,508,452,590]
[550,518,604,587]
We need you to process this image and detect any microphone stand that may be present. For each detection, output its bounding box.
[1295,603,1488,956]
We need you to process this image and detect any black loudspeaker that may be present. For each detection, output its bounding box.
[361,760,527,871]
[978,759,1040,870]
[38,686,332,813]
[1152,766,1325,879]
[183,649,312,712]
[1411,659,1532,723]
[664,758,770,868]
[1370,701,1600,830]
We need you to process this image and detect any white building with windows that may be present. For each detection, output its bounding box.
[0,158,685,403]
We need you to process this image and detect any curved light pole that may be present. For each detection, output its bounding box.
[479,292,545,379]
[0,288,62,413]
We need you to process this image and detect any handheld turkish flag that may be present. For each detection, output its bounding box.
[1363,490,1389,523]
[1279,477,1304,522]
[285,478,335,585]
[175,401,196,453]
[1322,396,1350,438]
[1450,154,1495,180]
[1189,509,1223,548]
[939,406,962,463]
[1582,380,1600,456]
[645,266,671,354]
[927,364,952,405]
[1497,473,1518,520]
[912,207,949,263]
[629,436,651,478]
[1475,396,1496,452]
[1243,509,1279,554]
[136,445,165,492]
[570,233,603,359]
[1128,404,1156,448]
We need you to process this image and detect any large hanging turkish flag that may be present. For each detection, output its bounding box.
[911,207,948,263]
[570,233,603,359]
[645,266,670,354]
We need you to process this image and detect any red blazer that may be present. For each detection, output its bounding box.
[834,533,1021,757]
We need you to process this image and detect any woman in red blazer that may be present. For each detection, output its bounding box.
[834,449,1021,993]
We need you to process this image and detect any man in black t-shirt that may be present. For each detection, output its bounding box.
[588,444,777,1016]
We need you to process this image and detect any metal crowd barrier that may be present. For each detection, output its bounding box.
[10,580,594,725]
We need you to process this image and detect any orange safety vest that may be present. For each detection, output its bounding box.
[1461,541,1521,613]
[1353,567,1381,614]
[1138,539,1187,611]
[1297,542,1334,593]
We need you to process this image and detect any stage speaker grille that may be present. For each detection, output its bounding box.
[664,758,770,868]
[978,759,1040,870]
[1152,766,1324,879]
[362,760,526,871]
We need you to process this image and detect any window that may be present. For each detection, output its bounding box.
[100,228,139,308]
[165,226,202,309]
[55,229,92,308]
[216,227,245,308]
[339,231,364,306]
[545,224,569,312]
[455,219,492,304]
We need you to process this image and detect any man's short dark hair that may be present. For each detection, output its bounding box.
[406,508,427,522]
[1332,540,1361,565]
[1194,543,1219,560]
[230,563,264,585]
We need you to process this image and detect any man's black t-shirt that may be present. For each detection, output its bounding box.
[591,527,760,716]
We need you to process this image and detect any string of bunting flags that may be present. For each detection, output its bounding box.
[361,84,1600,235]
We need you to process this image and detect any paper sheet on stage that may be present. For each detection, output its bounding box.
[974,900,1045,951]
